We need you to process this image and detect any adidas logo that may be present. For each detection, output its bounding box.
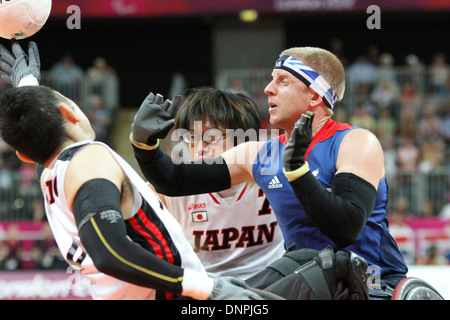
[268,176,283,189]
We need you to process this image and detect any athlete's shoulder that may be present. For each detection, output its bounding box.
[341,126,382,150]
[67,142,117,167]
[337,126,384,187]
[64,141,126,203]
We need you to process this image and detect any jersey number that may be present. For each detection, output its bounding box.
[258,188,272,216]
[45,176,58,204]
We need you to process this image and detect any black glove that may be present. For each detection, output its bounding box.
[0,40,41,87]
[209,277,265,300]
[131,92,182,147]
[282,111,314,180]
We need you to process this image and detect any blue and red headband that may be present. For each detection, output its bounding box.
[274,55,338,109]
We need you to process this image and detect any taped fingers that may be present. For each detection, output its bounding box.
[154,93,164,105]
[145,92,156,104]
[166,94,182,118]
[295,111,314,131]
[161,96,172,111]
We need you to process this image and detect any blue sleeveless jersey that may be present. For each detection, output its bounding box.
[253,119,407,276]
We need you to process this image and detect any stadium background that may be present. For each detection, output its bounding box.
[0,0,449,299]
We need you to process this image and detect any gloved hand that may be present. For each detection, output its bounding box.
[131,92,182,147]
[0,40,40,87]
[282,111,314,181]
[209,277,264,300]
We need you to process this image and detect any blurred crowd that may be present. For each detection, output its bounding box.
[0,222,68,271]
[335,42,449,220]
[0,40,449,268]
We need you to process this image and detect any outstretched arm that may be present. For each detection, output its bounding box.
[130,92,233,196]
[133,144,232,196]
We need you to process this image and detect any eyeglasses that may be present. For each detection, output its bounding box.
[182,131,228,147]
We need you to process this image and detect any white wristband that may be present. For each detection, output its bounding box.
[181,269,214,300]
[18,75,39,87]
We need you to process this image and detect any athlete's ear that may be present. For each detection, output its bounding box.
[308,89,323,108]
[58,103,80,124]
[16,151,36,164]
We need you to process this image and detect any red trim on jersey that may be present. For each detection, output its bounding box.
[278,134,287,145]
[208,193,221,204]
[128,208,174,264]
[278,119,352,159]
[305,119,352,159]
[236,183,249,201]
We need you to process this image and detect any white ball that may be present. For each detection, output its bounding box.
[0,0,52,40]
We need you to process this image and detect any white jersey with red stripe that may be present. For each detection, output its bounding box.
[41,140,206,300]
[164,182,285,280]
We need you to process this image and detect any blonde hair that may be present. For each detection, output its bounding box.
[280,47,346,101]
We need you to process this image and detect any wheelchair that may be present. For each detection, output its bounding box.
[372,277,445,300]
[246,246,445,300]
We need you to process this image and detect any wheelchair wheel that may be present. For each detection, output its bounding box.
[391,277,444,300]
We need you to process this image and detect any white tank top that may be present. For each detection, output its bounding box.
[164,182,285,279]
[42,140,206,300]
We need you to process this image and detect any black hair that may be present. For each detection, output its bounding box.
[175,87,261,135]
[0,85,67,164]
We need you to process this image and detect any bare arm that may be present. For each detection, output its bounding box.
[221,140,266,186]
[64,144,128,213]
[336,128,385,190]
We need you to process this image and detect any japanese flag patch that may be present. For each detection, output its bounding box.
[192,211,208,222]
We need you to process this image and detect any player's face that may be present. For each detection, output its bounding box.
[186,118,232,161]
[265,69,311,132]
